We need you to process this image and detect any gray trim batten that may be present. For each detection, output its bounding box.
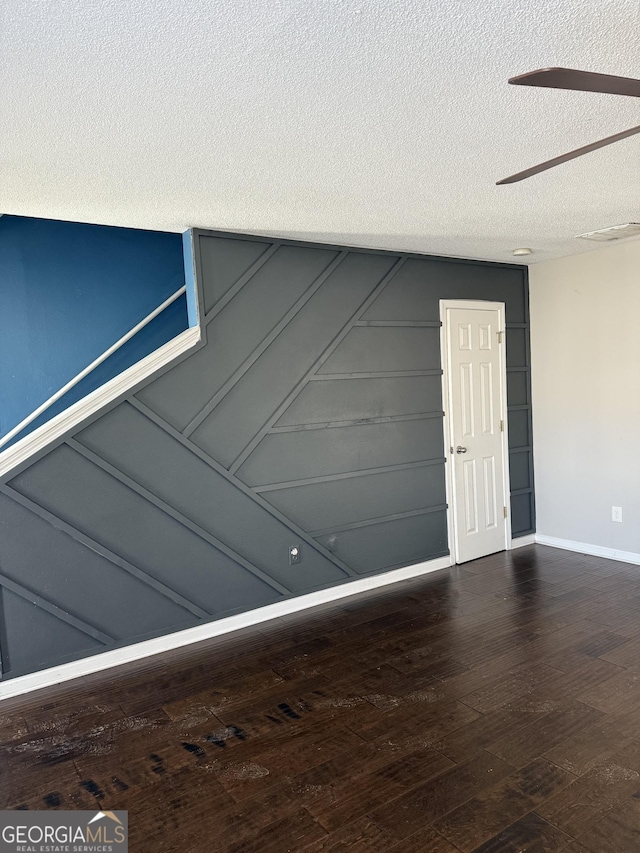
[67,438,291,596]
[228,256,409,473]
[2,485,211,620]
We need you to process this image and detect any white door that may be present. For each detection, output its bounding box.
[442,302,510,563]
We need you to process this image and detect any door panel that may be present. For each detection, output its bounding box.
[463,458,478,535]
[445,305,508,563]
[460,363,474,437]
[480,362,494,435]
[483,455,497,529]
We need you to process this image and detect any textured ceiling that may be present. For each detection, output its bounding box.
[1,0,639,263]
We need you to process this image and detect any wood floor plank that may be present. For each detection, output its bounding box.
[369,751,515,841]
[205,720,365,800]
[301,816,396,851]
[346,696,482,744]
[468,811,572,852]
[534,738,640,838]
[0,760,92,811]
[460,663,561,713]
[485,702,603,767]
[432,758,575,851]
[541,711,640,776]
[161,668,286,720]
[433,706,553,764]
[233,735,441,820]
[308,747,455,832]
[598,634,640,669]
[520,655,625,706]
[373,746,456,790]
[386,826,460,852]
[576,669,640,714]
[226,808,328,853]
[568,799,640,853]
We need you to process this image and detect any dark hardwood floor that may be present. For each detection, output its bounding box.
[3,544,640,851]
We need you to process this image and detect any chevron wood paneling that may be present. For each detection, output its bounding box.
[0,231,533,679]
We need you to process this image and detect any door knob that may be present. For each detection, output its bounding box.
[456,446,467,454]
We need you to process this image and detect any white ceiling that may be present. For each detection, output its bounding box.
[1,0,639,264]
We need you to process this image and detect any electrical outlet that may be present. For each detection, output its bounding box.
[289,544,302,565]
[612,506,623,523]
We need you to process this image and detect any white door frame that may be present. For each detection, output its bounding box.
[440,299,512,563]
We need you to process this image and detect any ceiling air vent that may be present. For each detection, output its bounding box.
[577,223,640,242]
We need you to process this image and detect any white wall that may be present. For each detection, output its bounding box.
[529,238,640,557]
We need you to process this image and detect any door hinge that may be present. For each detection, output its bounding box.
[503,506,508,519]
[500,419,504,432]
[497,331,503,343]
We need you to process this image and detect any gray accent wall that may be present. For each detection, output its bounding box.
[0,230,534,680]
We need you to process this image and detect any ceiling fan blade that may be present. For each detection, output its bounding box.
[497,124,640,184]
[509,67,640,98]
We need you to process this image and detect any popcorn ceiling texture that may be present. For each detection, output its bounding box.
[1,0,639,263]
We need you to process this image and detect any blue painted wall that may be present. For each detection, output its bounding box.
[0,216,188,442]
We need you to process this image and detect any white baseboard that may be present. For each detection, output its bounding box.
[535,533,640,566]
[0,554,452,701]
[511,534,536,549]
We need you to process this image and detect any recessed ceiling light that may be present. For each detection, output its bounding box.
[576,223,640,242]
[512,247,532,256]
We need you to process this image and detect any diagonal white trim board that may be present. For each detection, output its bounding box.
[0,229,202,479]
[0,286,188,453]
[0,325,200,481]
[0,554,453,701]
